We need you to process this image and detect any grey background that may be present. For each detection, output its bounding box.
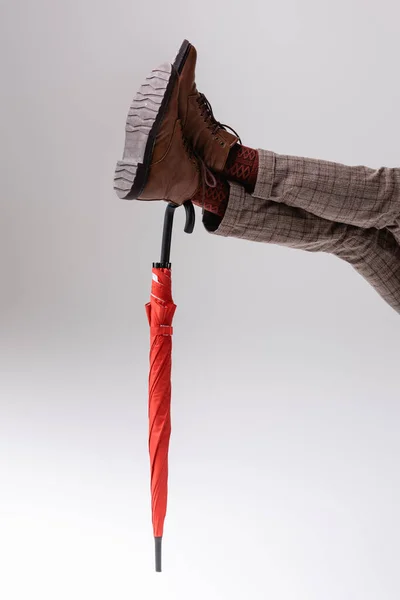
[1,0,400,598]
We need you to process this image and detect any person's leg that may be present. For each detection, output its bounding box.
[222,145,400,234]
[174,39,400,234]
[197,181,400,314]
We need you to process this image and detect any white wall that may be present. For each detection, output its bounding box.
[1,1,400,599]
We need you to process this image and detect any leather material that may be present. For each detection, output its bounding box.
[178,46,198,128]
[178,44,238,172]
[151,74,180,164]
[139,118,199,205]
[138,70,199,205]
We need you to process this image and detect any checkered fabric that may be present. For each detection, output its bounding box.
[203,149,400,314]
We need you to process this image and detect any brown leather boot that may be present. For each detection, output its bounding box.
[173,40,240,173]
[114,62,199,205]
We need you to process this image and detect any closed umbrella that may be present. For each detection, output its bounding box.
[145,200,195,572]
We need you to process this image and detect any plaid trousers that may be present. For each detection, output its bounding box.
[204,149,400,314]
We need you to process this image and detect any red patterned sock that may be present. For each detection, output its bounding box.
[191,173,230,218]
[223,144,259,192]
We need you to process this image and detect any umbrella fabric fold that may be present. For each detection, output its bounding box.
[145,267,177,572]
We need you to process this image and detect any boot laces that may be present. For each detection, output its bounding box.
[196,92,242,143]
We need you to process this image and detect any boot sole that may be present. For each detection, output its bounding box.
[173,39,192,74]
[114,63,177,200]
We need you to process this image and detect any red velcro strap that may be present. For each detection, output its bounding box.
[151,326,173,336]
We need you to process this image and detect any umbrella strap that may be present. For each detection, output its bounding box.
[151,326,173,336]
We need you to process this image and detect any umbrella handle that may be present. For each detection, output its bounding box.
[182,199,195,234]
[154,200,195,268]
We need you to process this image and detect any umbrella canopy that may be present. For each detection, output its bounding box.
[144,200,195,572]
[145,267,176,572]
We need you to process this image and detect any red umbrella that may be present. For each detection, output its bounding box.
[145,201,195,572]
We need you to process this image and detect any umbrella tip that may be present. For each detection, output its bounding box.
[155,536,162,572]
